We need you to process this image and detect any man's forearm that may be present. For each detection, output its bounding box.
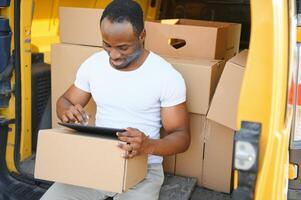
[56,96,73,121]
[145,130,190,156]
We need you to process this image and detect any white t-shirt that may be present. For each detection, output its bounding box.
[74,51,186,164]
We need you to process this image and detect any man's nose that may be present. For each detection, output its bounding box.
[109,48,121,60]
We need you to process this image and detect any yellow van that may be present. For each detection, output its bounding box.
[0,0,297,199]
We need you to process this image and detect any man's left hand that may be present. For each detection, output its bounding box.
[117,127,151,159]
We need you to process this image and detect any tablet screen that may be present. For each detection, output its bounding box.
[58,122,125,139]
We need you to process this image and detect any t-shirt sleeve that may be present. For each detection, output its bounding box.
[160,70,186,107]
[74,59,91,93]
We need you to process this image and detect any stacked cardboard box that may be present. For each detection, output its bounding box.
[37,7,247,194]
[145,19,241,60]
[173,50,247,193]
[145,18,245,193]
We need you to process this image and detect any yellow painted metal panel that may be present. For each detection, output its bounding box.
[297,27,301,43]
[237,0,289,199]
[20,0,34,161]
[289,164,298,180]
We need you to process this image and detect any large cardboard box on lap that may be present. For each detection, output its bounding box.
[51,43,102,127]
[145,19,241,60]
[34,128,147,193]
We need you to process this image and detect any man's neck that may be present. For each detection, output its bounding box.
[120,49,149,72]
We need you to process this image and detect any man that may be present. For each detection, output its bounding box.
[41,0,190,199]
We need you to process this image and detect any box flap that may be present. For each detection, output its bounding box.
[123,155,148,192]
[207,50,247,130]
[161,19,236,28]
[229,49,248,67]
[160,19,179,25]
[207,63,245,130]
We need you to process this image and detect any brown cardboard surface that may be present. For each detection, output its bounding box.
[175,114,206,185]
[230,49,248,67]
[202,120,234,193]
[60,7,103,46]
[34,128,147,193]
[123,155,148,191]
[165,57,225,114]
[207,50,248,130]
[51,43,102,127]
[145,19,241,60]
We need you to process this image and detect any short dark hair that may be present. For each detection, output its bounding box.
[100,0,144,36]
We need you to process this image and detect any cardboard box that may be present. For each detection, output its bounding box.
[34,128,147,193]
[145,19,241,60]
[202,120,234,193]
[175,114,206,185]
[60,7,103,47]
[51,43,102,127]
[165,57,225,114]
[207,50,248,130]
[202,50,248,193]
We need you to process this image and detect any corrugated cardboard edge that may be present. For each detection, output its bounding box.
[202,120,235,193]
[209,60,225,107]
[229,49,248,67]
[122,155,148,192]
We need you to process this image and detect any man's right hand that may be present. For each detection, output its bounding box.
[61,104,90,124]
[57,85,92,125]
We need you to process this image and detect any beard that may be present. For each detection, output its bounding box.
[110,47,143,70]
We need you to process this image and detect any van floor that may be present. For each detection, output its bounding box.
[20,155,231,200]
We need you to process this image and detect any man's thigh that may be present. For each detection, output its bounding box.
[114,164,164,200]
[40,182,115,200]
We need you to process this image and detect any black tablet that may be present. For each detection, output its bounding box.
[58,122,125,139]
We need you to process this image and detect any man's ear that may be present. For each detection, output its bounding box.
[139,29,146,42]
